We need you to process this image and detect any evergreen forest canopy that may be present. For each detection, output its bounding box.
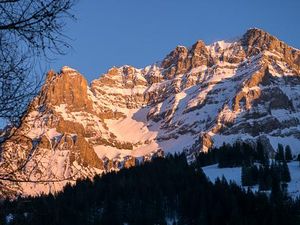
[1,142,300,225]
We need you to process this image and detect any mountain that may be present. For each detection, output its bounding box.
[1,28,300,197]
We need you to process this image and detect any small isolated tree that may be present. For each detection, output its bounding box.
[241,165,248,186]
[256,141,269,166]
[297,154,300,167]
[282,161,291,183]
[275,144,285,162]
[285,145,293,162]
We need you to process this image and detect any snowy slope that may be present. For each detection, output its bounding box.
[1,28,300,197]
[202,162,300,198]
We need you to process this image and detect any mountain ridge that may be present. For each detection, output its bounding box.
[1,28,300,197]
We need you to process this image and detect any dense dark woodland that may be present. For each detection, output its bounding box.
[196,142,293,190]
[1,143,300,225]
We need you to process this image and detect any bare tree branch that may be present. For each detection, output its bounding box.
[0,0,77,193]
[0,0,76,125]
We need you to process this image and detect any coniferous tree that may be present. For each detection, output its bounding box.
[282,161,291,183]
[270,162,281,182]
[242,142,254,166]
[257,141,269,166]
[297,154,300,167]
[270,173,282,203]
[241,165,248,186]
[265,173,273,190]
[285,145,293,162]
[276,144,285,162]
[0,210,5,225]
[258,166,266,190]
[258,165,273,191]
[241,165,259,186]
[251,165,259,185]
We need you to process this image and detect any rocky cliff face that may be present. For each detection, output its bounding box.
[1,28,300,197]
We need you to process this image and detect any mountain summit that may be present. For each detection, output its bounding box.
[1,28,300,197]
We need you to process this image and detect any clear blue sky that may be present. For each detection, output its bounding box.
[48,0,300,82]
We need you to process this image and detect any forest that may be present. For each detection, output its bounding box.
[1,142,300,225]
[0,1,299,225]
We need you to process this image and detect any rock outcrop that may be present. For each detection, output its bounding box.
[1,28,300,198]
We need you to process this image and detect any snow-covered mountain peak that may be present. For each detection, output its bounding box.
[1,28,300,198]
[61,66,81,76]
[208,39,234,49]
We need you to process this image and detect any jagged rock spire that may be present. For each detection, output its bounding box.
[1,29,300,198]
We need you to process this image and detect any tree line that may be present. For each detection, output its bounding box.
[195,141,296,200]
[1,153,300,225]
[195,141,270,168]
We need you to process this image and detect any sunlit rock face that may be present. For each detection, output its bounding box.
[1,28,300,197]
